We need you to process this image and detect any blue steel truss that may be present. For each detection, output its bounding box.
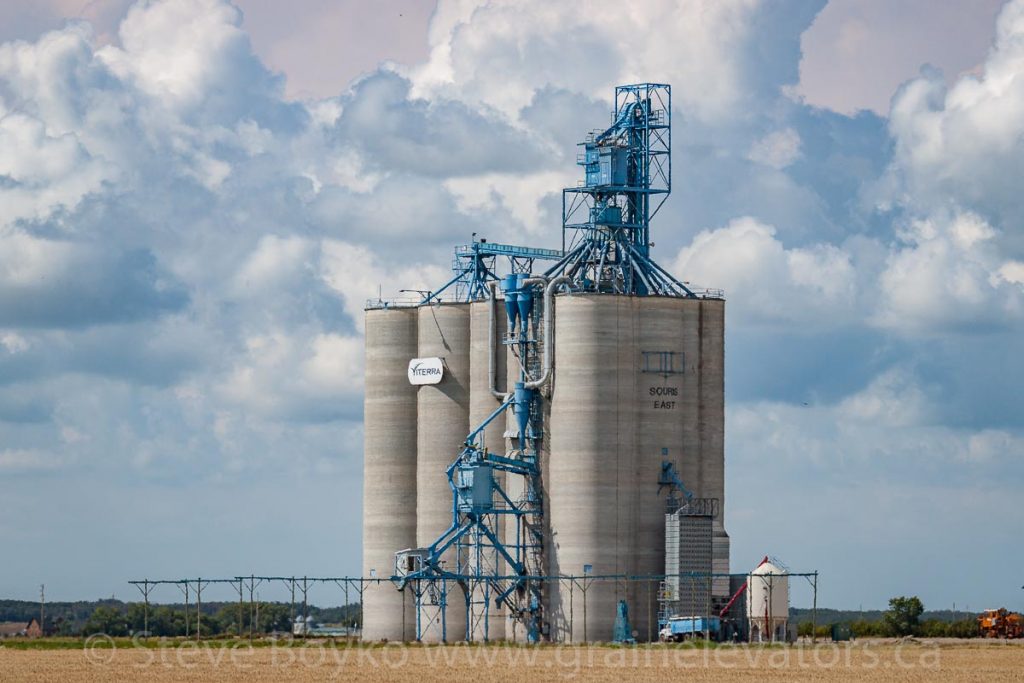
[551,83,694,297]
[421,241,564,304]
[396,277,548,642]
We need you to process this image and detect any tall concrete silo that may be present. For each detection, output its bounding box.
[547,294,638,642]
[546,293,727,642]
[361,307,418,641]
[468,300,506,640]
[416,303,471,642]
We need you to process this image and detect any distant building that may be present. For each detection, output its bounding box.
[0,618,48,638]
[292,616,315,636]
[0,622,27,638]
[292,616,359,638]
[24,618,43,638]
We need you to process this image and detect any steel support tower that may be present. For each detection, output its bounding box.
[549,83,693,296]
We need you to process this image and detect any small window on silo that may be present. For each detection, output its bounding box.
[641,351,683,375]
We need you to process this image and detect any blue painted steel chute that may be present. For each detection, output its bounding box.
[613,600,636,644]
[658,460,694,508]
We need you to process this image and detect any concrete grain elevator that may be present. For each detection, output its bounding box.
[361,84,729,642]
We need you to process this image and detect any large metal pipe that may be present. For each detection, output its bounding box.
[488,282,508,400]
[524,275,570,390]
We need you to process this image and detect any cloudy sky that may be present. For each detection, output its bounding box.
[1,0,1021,612]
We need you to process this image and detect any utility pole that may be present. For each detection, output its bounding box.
[40,584,45,637]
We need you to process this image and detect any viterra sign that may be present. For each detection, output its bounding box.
[408,357,444,385]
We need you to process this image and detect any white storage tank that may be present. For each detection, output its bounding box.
[746,560,789,642]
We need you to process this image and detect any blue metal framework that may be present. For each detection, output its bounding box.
[396,276,548,642]
[420,241,564,304]
[551,83,694,296]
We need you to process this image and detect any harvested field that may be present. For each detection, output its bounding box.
[2,639,1023,682]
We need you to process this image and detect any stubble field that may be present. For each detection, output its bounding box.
[2,639,1023,682]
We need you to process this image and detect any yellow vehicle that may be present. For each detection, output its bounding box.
[978,608,1024,638]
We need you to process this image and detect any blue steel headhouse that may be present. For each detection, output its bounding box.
[552,83,694,297]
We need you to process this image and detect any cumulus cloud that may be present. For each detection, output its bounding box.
[319,239,448,329]
[0,232,187,328]
[867,0,1024,334]
[794,0,1004,116]
[673,217,858,325]
[334,71,548,178]
[837,367,930,428]
[747,128,802,169]
[411,0,825,124]
[99,0,294,124]
[731,365,1023,474]
[219,330,363,422]
[965,429,1024,463]
[885,3,1024,221]
[874,211,1024,333]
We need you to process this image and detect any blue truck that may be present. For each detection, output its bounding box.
[659,616,721,642]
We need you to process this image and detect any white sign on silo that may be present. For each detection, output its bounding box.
[408,357,444,385]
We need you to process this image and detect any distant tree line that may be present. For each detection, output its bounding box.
[0,599,360,637]
[794,596,980,639]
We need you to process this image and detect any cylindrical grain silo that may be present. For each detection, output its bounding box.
[362,307,418,642]
[746,560,789,642]
[468,300,506,640]
[545,292,727,642]
[548,294,638,642]
[634,296,689,641]
[416,302,471,642]
[699,299,729,599]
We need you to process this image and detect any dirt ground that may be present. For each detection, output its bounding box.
[2,639,1023,682]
